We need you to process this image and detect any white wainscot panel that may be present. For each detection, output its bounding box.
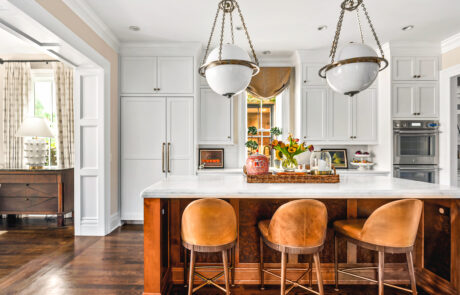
[80,126,98,169]
[81,175,98,223]
[80,75,98,119]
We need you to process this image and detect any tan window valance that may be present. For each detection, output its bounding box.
[247,67,292,99]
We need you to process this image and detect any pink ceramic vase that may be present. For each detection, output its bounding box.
[245,153,269,175]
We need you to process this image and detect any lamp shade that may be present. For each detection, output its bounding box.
[16,117,54,138]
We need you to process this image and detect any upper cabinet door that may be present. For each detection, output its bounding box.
[415,57,438,81]
[199,88,232,144]
[392,57,415,81]
[301,87,328,140]
[353,88,377,142]
[302,64,326,86]
[157,57,194,94]
[328,91,352,141]
[392,84,417,118]
[121,57,157,94]
[416,84,438,118]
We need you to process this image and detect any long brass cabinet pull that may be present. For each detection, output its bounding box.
[167,142,171,173]
[162,143,166,173]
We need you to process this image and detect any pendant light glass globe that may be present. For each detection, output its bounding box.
[204,44,253,98]
[326,43,380,96]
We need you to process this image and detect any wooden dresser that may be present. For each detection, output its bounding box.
[0,168,74,226]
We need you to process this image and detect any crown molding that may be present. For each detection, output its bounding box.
[62,0,119,52]
[441,32,460,54]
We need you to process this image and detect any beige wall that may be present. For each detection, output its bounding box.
[442,46,460,69]
[35,0,120,215]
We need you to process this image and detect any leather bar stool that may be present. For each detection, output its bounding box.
[333,199,423,295]
[182,198,237,295]
[258,199,327,295]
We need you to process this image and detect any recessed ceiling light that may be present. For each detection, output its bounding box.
[402,25,414,31]
[317,25,328,31]
[129,26,140,32]
[262,50,271,55]
[236,26,243,31]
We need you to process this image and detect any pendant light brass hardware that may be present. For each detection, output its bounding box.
[319,56,388,78]
[199,59,260,78]
[341,0,363,11]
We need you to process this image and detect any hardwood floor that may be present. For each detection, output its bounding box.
[0,217,428,294]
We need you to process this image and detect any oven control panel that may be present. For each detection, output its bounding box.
[393,120,439,129]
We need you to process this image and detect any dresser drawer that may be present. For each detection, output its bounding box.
[0,196,57,213]
[0,184,58,198]
[0,174,57,184]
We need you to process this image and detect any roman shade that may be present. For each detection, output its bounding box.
[247,67,292,99]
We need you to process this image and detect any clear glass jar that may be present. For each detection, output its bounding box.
[310,151,332,175]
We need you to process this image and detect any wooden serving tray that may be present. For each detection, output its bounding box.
[245,167,340,183]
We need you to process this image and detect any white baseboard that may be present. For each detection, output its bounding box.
[109,211,121,233]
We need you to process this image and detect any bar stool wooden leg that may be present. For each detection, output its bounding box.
[222,250,230,295]
[259,236,265,290]
[313,252,324,295]
[406,250,417,295]
[231,247,236,287]
[184,246,188,287]
[309,255,313,288]
[188,249,196,295]
[281,252,287,295]
[378,251,385,295]
[334,233,339,291]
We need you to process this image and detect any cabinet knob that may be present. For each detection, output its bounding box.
[413,75,417,78]
[303,136,306,139]
[304,80,307,83]
[350,136,353,139]
[439,207,445,215]
[227,136,231,139]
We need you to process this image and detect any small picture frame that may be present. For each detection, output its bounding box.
[321,149,348,169]
[199,148,224,169]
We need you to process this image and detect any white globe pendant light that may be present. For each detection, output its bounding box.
[319,0,388,97]
[199,0,259,98]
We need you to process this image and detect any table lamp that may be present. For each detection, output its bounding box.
[16,117,54,169]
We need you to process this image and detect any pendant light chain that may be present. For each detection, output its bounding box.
[356,7,364,44]
[202,5,221,66]
[361,2,385,58]
[230,11,235,44]
[329,8,345,63]
[234,1,259,65]
[218,3,227,61]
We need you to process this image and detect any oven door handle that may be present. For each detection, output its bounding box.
[394,167,439,171]
[394,130,440,134]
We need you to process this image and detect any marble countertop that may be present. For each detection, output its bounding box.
[141,174,460,199]
[195,168,390,176]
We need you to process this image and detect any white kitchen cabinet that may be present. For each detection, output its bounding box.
[121,96,193,220]
[392,83,438,118]
[302,63,325,86]
[121,56,194,94]
[392,56,438,81]
[301,87,328,141]
[353,88,377,142]
[302,87,377,144]
[199,88,233,144]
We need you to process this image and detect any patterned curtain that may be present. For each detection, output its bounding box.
[3,63,30,168]
[53,63,74,168]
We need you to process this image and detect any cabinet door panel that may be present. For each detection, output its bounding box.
[417,84,438,118]
[354,88,377,142]
[158,57,194,94]
[415,57,438,81]
[303,64,325,86]
[328,92,352,140]
[199,88,232,143]
[121,57,157,93]
[302,88,327,140]
[392,84,416,118]
[393,57,415,80]
[167,97,194,175]
[121,97,166,220]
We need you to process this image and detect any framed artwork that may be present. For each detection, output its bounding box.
[198,148,224,169]
[321,149,348,169]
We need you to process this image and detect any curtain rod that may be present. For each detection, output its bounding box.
[0,58,60,64]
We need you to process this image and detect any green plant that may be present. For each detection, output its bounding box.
[245,140,259,151]
[270,127,282,137]
[248,126,258,136]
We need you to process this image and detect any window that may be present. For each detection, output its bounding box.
[30,71,57,167]
[247,93,277,159]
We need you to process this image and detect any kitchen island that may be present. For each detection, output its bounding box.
[141,174,460,295]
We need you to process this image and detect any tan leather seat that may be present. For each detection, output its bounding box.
[182,198,237,247]
[333,199,423,295]
[181,198,237,295]
[333,199,423,248]
[258,199,327,295]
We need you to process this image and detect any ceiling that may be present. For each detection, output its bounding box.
[85,0,460,55]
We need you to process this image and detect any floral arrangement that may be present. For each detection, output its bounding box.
[272,134,314,170]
